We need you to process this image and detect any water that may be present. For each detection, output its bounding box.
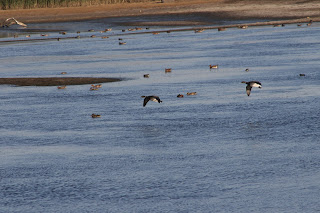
[0,20,320,212]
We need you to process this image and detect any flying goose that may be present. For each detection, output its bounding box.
[4,17,27,27]
[143,96,162,107]
[241,81,262,96]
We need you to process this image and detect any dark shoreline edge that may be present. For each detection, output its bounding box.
[0,77,121,86]
[0,17,317,44]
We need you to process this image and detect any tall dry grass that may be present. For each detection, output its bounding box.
[0,0,155,10]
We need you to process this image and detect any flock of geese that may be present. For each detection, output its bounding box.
[140,69,262,107]
[3,17,313,113]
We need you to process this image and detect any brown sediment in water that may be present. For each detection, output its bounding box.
[0,77,121,86]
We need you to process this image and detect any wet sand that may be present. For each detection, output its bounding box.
[0,77,121,86]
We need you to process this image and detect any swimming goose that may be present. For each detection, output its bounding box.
[195,29,204,33]
[187,92,197,96]
[90,85,99,90]
[165,68,172,73]
[177,94,184,98]
[143,96,162,107]
[241,81,262,96]
[91,114,101,118]
[239,25,248,29]
[209,65,218,69]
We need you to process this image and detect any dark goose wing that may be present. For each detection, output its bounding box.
[143,96,151,107]
[246,84,252,96]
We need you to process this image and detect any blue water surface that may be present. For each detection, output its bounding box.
[0,20,320,212]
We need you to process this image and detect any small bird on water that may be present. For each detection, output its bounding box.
[241,81,262,96]
[209,65,218,69]
[91,114,101,118]
[187,92,197,96]
[142,96,162,107]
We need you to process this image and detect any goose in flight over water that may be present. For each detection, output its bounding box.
[142,96,162,107]
[241,81,262,96]
[3,17,27,27]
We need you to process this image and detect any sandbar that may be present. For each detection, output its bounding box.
[0,77,121,86]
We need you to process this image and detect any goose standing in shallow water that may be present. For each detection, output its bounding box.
[241,81,262,96]
[143,96,162,107]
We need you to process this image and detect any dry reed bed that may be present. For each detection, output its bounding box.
[0,0,154,10]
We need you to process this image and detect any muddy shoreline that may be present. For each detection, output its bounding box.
[1,0,320,24]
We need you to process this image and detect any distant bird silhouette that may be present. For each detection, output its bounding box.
[241,81,262,96]
[177,94,184,98]
[3,17,27,27]
[245,68,249,72]
[143,96,162,107]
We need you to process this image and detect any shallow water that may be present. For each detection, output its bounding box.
[0,20,320,212]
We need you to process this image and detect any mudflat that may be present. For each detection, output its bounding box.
[0,0,320,24]
[0,77,121,86]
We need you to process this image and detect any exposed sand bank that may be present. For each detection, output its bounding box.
[0,0,320,24]
[0,77,121,86]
